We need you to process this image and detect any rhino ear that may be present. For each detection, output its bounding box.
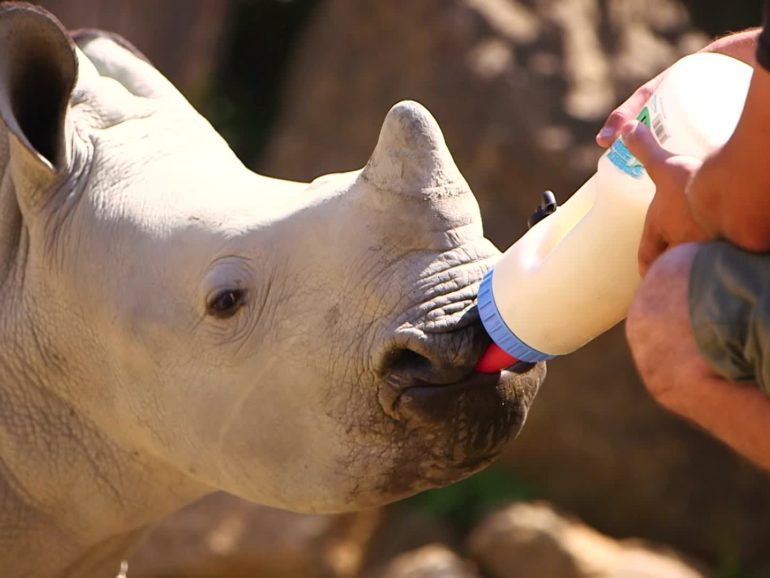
[0,3,77,180]
[73,29,184,103]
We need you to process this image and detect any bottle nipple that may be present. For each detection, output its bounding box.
[475,342,519,373]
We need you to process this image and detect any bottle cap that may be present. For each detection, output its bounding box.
[477,269,557,363]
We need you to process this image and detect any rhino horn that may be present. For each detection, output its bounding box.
[361,101,470,198]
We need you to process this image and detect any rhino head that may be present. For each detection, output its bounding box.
[0,4,544,576]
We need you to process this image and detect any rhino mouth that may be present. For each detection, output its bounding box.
[370,300,544,497]
[372,360,544,500]
[378,311,539,417]
[378,320,542,444]
[382,359,536,420]
[384,362,540,425]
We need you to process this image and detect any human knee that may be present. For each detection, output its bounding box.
[626,243,701,397]
[627,244,699,343]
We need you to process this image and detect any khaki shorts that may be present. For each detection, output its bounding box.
[689,241,770,393]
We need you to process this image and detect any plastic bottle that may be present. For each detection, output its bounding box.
[476,52,753,372]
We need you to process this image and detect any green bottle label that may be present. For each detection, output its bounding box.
[605,104,654,179]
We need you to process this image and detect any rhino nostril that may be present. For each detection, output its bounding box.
[386,348,433,377]
[383,342,479,386]
[383,318,496,383]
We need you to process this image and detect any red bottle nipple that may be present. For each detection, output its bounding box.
[475,342,519,373]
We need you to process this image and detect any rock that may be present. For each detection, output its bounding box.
[259,0,770,568]
[127,492,381,578]
[468,502,710,578]
[366,544,481,578]
[359,504,461,573]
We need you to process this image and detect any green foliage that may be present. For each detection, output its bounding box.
[405,465,535,534]
[714,535,756,578]
[204,0,321,165]
[716,546,745,578]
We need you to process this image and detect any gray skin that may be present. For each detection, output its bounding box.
[0,4,544,578]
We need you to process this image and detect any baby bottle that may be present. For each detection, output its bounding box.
[476,52,753,371]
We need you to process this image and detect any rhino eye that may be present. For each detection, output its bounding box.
[207,289,245,319]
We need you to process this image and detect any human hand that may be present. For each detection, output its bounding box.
[595,72,665,148]
[620,121,710,276]
[597,29,760,149]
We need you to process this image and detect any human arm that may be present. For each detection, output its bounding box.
[622,9,770,473]
[686,65,770,251]
[616,122,707,275]
[594,27,768,271]
[620,60,770,273]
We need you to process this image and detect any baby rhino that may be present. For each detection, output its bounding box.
[0,3,544,577]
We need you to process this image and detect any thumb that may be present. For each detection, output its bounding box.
[620,121,672,180]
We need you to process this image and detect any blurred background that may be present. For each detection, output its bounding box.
[22,0,770,576]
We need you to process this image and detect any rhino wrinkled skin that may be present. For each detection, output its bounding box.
[0,4,544,577]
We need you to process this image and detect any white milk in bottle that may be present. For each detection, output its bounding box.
[476,52,753,369]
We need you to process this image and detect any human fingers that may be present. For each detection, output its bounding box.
[636,155,709,276]
[638,210,668,277]
[620,121,674,182]
[596,73,663,147]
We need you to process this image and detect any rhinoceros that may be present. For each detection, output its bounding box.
[0,3,544,577]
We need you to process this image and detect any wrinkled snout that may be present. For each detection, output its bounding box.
[354,101,545,478]
[372,307,544,491]
[293,100,547,506]
[384,319,490,387]
[379,313,540,425]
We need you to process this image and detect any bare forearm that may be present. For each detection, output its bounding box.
[687,65,770,251]
[700,28,760,66]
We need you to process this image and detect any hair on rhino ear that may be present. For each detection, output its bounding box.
[0,2,77,171]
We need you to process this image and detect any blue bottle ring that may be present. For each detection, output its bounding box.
[477,269,556,363]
